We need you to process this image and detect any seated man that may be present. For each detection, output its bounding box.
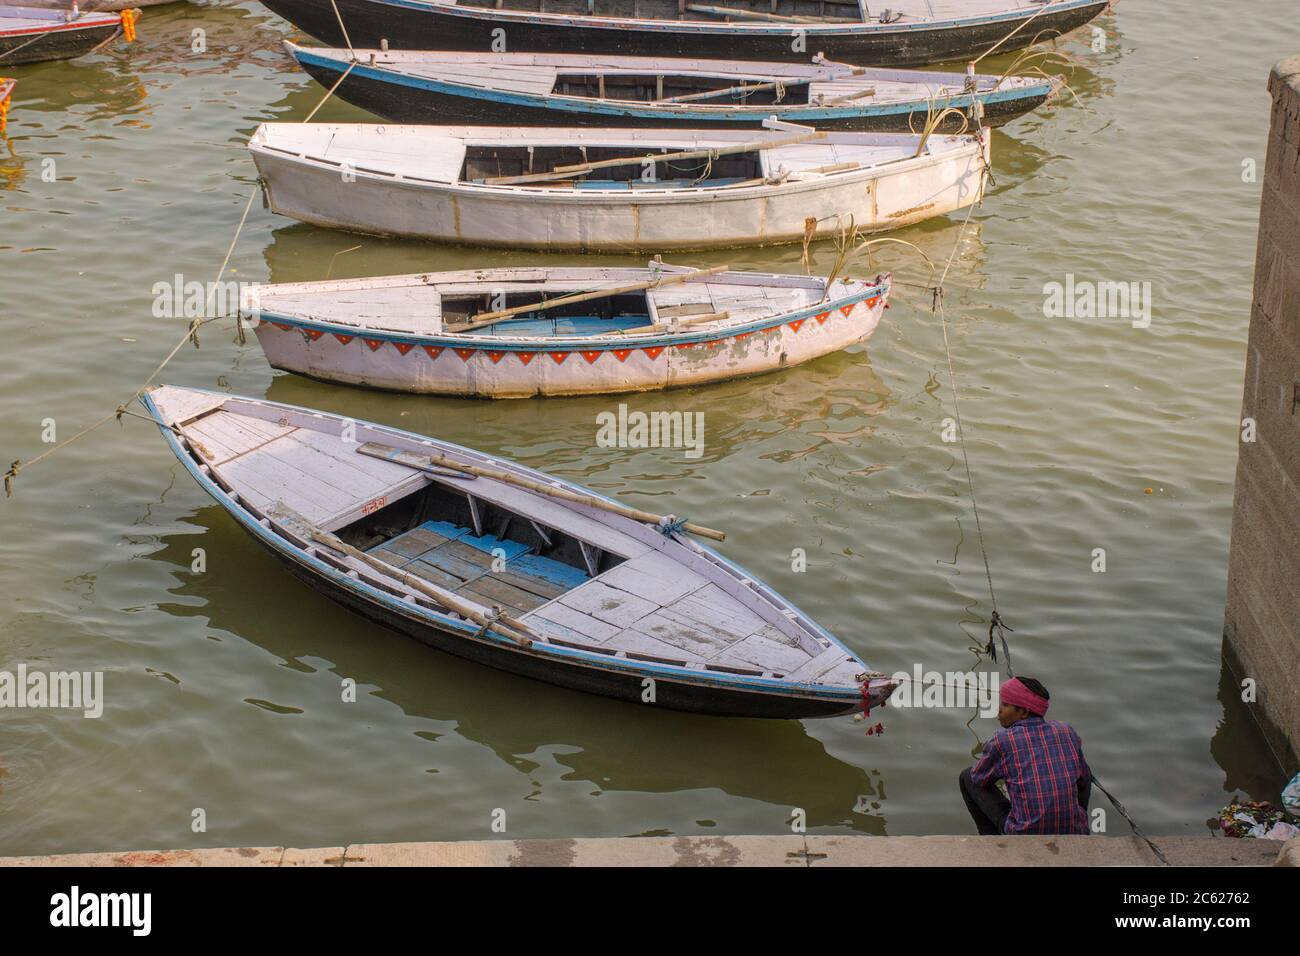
[959,676,1091,835]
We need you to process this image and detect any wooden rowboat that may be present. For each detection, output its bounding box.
[244,263,891,398]
[249,120,989,251]
[145,384,898,718]
[260,0,1111,67]
[286,44,1060,132]
[0,5,138,65]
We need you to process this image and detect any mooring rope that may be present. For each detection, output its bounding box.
[304,60,357,123]
[0,33,44,63]
[329,0,357,58]
[3,186,259,497]
[972,3,1055,65]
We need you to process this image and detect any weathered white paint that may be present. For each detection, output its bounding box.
[249,123,989,251]
[247,265,890,398]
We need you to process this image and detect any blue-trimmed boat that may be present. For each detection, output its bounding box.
[287,44,1060,132]
[260,0,1110,67]
[242,263,892,397]
[145,383,898,718]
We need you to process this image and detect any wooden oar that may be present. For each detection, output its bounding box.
[657,64,873,105]
[654,76,810,105]
[462,264,729,328]
[357,443,727,543]
[483,130,827,186]
[266,502,539,647]
[685,3,857,23]
[621,310,730,334]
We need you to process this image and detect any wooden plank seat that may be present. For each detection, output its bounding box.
[367,519,590,614]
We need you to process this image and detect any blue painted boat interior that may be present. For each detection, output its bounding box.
[367,519,591,614]
[487,313,650,336]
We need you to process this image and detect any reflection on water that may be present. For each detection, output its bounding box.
[0,2,1294,854]
[147,502,892,833]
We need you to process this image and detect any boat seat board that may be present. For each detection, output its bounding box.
[365,520,591,611]
[482,314,651,336]
[183,409,430,529]
[523,553,841,675]
[258,288,442,334]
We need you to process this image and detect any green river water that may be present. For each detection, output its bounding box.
[0,1,1293,854]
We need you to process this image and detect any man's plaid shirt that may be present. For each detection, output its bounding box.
[971,715,1091,834]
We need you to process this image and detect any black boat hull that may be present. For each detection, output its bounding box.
[0,23,120,65]
[263,534,861,720]
[264,0,1109,66]
[297,57,1052,131]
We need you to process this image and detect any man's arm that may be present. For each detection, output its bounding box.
[969,733,1004,787]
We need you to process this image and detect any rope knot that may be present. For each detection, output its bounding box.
[4,459,21,498]
[657,514,689,536]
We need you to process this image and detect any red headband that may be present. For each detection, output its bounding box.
[1000,678,1049,716]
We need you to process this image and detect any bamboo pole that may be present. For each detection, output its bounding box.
[654,77,807,105]
[483,129,827,186]
[357,443,728,542]
[819,86,878,106]
[655,64,869,105]
[267,503,539,647]
[622,310,730,334]
[685,3,856,23]
[462,264,729,326]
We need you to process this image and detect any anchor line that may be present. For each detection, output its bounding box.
[2,186,259,497]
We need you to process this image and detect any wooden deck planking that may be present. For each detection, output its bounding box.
[621,610,737,659]
[557,580,660,629]
[405,557,469,591]
[784,644,856,683]
[459,574,550,614]
[527,601,624,644]
[595,551,706,605]
[384,525,467,558]
[659,583,769,642]
[493,567,567,600]
[268,435,420,499]
[150,387,230,427]
[603,626,694,663]
[715,626,810,674]
[218,453,360,525]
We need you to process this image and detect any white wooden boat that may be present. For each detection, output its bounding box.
[245,263,891,398]
[145,384,898,718]
[260,0,1112,67]
[249,120,989,251]
[286,44,1061,132]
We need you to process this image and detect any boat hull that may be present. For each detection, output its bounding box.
[295,55,1052,132]
[254,290,886,398]
[250,135,988,252]
[266,537,860,718]
[0,19,120,64]
[144,388,874,720]
[261,0,1109,67]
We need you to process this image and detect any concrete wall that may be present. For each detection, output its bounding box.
[1223,54,1300,775]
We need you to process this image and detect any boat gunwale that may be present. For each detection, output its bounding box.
[364,0,1108,37]
[249,123,986,200]
[143,386,876,704]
